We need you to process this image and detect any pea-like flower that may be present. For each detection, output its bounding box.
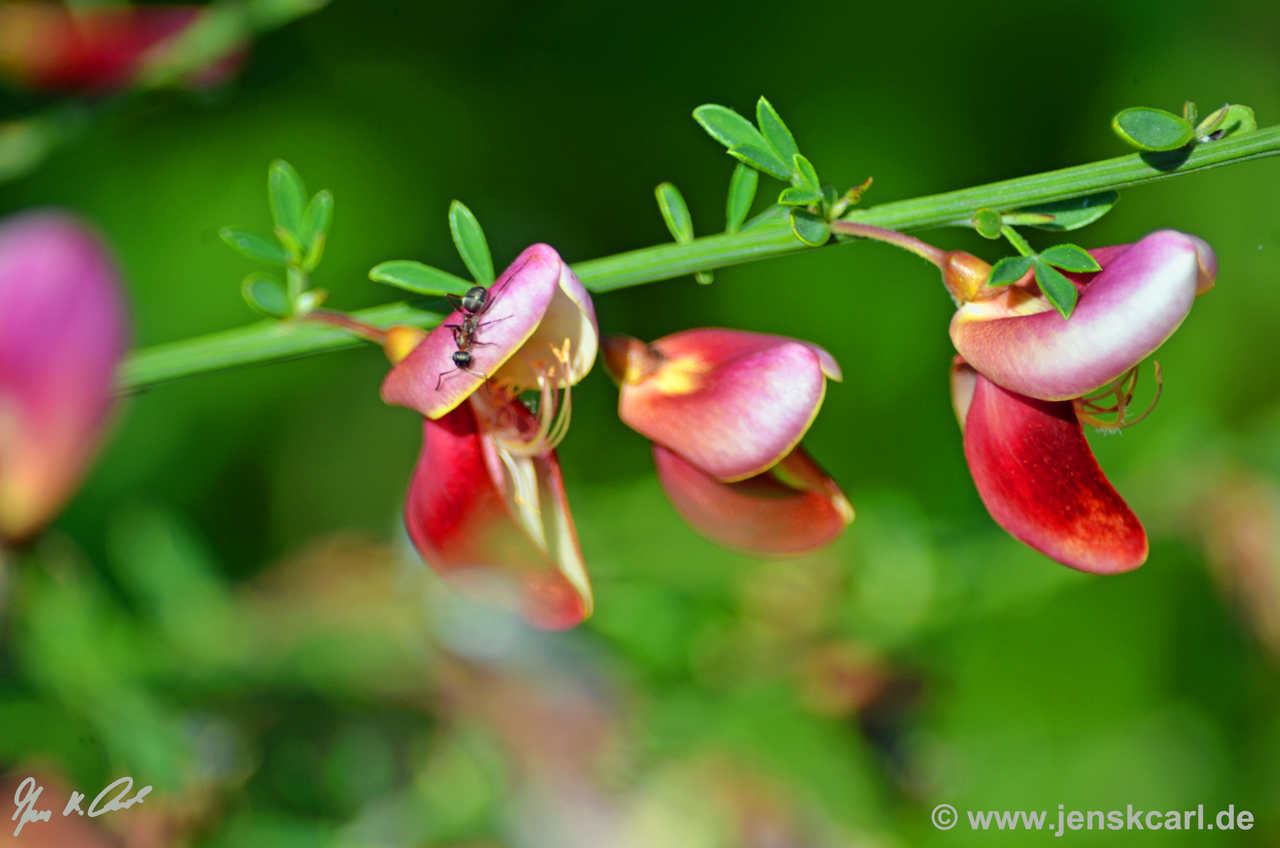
[947,230,1218,573]
[951,230,1216,401]
[0,212,129,543]
[381,244,597,629]
[603,329,852,555]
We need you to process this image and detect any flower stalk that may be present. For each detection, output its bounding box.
[118,125,1280,392]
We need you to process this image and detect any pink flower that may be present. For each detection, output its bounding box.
[947,230,1218,572]
[0,211,129,543]
[603,329,852,555]
[0,2,213,92]
[381,244,597,629]
[951,230,1216,401]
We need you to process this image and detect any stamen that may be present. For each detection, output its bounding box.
[476,338,577,457]
[1074,362,1163,431]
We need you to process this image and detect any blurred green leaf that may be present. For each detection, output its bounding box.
[790,209,829,246]
[1039,244,1101,273]
[693,104,769,150]
[242,272,291,317]
[268,159,307,236]
[369,260,473,296]
[297,190,333,251]
[695,270,714,285]
[793,153,819,188]
[741,203,790,231]
[655,182,695,244]
[1034,258,1078,318]
[302,232,326,273]
[756,97,799,164]
[1010,190,1120,232]
[973,208,1003,239]
[987,255,1033,286]
[728,143,792,181]
[448,200,494,284]
[1220,104,1257,137]
[220,227,288,264]
[1112,107,1194,151]
[725,163,758,234]
[778,186,823,206]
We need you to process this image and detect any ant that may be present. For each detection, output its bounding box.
[436,284,507,390]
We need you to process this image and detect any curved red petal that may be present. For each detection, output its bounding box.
[652,442,853,556]
[961,368,1147,573]
[618,329,835,481]
[405,404,588,629]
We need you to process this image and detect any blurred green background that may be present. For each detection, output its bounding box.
[4,0,1280,845]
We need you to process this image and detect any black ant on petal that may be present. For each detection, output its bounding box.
[435,283,508,391]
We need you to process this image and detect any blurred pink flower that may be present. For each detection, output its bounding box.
[382,244,596,629]
[604,329,852,555]
[0,211,128,543]
[0,2,233,92]
[948,230,1217,573]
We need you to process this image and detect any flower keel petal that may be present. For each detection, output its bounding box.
[960,366,1147,573]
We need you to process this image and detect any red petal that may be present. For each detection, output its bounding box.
[961,367,1147,573]
[405,404,588,629]
[652,442,853,556]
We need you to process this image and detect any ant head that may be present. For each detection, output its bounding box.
[462,285,489,313]
[452,349,473,368]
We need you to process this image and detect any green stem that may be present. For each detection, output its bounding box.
[1001,226,1036,258]
[118,126,1280,392]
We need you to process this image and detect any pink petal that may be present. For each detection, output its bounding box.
[0,211,128,542]
[405,402,590,630]
[491,257,598,390]
[609,329,839,481]
[382,244,563,419]
[956,360,1147,574]
[652,442,853,556]
[951,230,1217,401]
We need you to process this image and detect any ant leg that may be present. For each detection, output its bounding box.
[475,316,509,329]
[445,293,464,311]
[435,368,457,391]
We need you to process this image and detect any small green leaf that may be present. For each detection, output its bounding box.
[655,182,695,244]
[693,104,769,150]
[302,232,326,273]
[298,190,333,250]
[725,163,758,234]
[1196,104,1229,137]
[695,270,714,285]
[369,260,473,296]
[728,143,792,181]
[1010,190,1120,232]
[1220,104,1257,138]
[793,153,819,189]
[820,184,837,208]
[274,225,303,262]
[1112,107,1194,151]
[740,204,790,232]
[268,160,307,236]
[987,255,1034,286]
[756,97,798,164]
[241,272,291,317]
[220,227,288,264]
[778,186,823,206]
[789,209,829,247]
[448,200,494,284]
[973,208,1003,239]
[1034,259,1079,319]
[1039,244,1101,273]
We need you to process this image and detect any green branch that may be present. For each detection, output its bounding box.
[119,126,1280,392]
